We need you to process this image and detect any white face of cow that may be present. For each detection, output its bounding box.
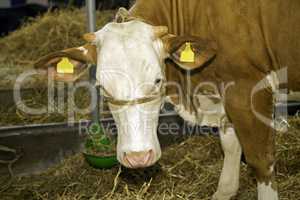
[93,21,167,168]
[36,16,216,168]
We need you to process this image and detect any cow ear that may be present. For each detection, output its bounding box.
[162,35,217,71]
[83,33,97,43]
[34,44,97,82]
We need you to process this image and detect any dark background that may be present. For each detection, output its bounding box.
[0,0,132,36]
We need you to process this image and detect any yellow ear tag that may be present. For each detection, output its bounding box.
[57,57,74,74]
[180,42,195,63]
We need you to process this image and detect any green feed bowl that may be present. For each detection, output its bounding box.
[83,153,119,169]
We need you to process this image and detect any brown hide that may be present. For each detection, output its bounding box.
[130,0,300,183]
[130,0,300,89]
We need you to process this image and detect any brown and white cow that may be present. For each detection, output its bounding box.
[35,0,300,199]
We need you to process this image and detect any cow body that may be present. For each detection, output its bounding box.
[130,0,300,90]
[129,1,300,199]
[35,1,300,199]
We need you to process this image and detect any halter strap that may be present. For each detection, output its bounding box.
[100,85,165,106]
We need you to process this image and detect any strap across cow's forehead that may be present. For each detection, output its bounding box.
[99,85,165,106]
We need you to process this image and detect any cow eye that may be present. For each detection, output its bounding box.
[155,78,162,85]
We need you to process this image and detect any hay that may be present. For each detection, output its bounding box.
[0,8,115,66]
[0,9,114,90]
[0,86,93,126]
[0,9,114,125]
[0,8,299,200]
[1,118,299,200]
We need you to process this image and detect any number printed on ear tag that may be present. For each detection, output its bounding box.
[180,42,195,63]
[57,57,74,74]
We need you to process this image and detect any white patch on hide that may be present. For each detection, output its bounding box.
[77,46,88,55]
[196,94,226,127]
[213,127,241,200]
[174,104,198,125]
[164,96,198,125]
[95,20,165,100]
[166,93,226,127]
[257,182,278,200]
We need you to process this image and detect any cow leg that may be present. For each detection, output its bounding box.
[212,126,242,200]
[224,81,278,200]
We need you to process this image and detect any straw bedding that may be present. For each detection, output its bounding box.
[0,9,299,200]
[0,118,300,200]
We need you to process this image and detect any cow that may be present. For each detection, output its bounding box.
[34,0,300,199]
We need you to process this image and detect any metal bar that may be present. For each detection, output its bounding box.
[86,0,96,32]
[86,0,99,124]
[90,66,100,123]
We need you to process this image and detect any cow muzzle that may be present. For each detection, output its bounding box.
[123,150,154,168]
[100,81,165,169]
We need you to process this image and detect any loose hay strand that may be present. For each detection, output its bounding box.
[108,166,122,199]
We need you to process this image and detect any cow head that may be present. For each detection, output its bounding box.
[35,17,216,169]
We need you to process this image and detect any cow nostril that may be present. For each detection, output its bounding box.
[148,149,153,155]
[125,150,152,157]
[124,150,154,167]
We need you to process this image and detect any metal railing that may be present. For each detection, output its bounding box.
[86,0,100,124]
